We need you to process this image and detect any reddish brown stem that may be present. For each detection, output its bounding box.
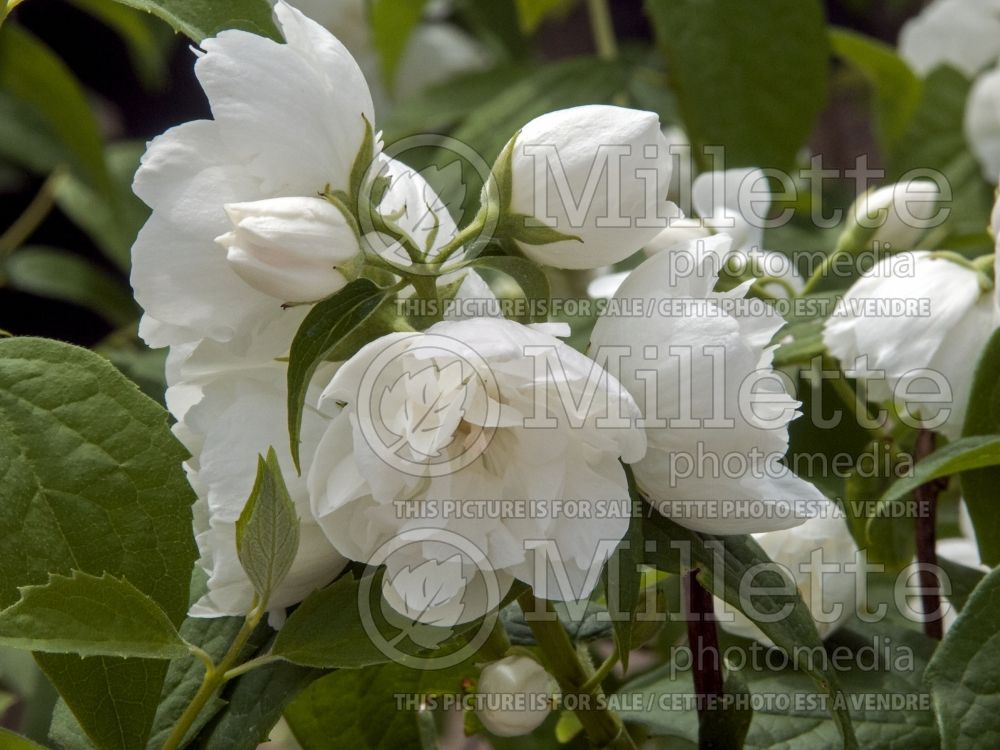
[683,570,724,712]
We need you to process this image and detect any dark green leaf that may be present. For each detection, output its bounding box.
[830,28,922,153]
[70,0,171,88]
[646,0,829,171]
[513,0,577,33]
[286,278,396,469]
[937,556,985,614]
[109,0,279,42]
[960,327,1000,567]
[0,337,197,750]
[271,575,390,669]
[235,448,300,602]
[5,246,137,326]
[878,435,1000,510]
[603,466,644,671]
[926,566,1000,749]
[464,255,550,323]
[0,571,186,659]
[0,25,109,194]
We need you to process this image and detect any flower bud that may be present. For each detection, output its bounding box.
[475,655,557,737]
[216,196,361,303]
[840,180,941,253]
[503,105,673,270]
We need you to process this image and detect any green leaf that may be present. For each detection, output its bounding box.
[926,566,1000,749]
[69,0,171,88]
[284,662,471,750]
[5,246,137,326]
[700,667,753,750]
[830,28,922,153]
[109,0,279,42]
[0,25,109,194]
[54,140,151,272]
[271,576,390,669]
[644,514,858,749]
[646,0,829,171]
[286,278,395,470]
[603,467,644,671]
[0,729,48,750]
[626,620,936,749]
[0,571,187,660]
[514,0,577,33]
[960,328,1000,567]
[370,0,429,92]
[235,448,300,602]
[936,556,985,614]
[0,337,197,750]
[463,255,550,323]
[192,659,322,750]
[877,435,1000,510]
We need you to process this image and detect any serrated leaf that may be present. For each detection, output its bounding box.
[370,0,429,92]
[5,246,137,326]
[0,572,186,660]
[270,576,390,669]
[0,337,197,750]
[960,328,1000,567]
[646,0,828,171]
[109,0,279,43]
[235,448,300,602]
[286,278,394,469]
[926,566,1000,749]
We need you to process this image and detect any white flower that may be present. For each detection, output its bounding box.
[589,235,825,534]
[216,196,360,303]
[966,66,1000,181]
[131,2,491,618]
[506,105,673,270]
[288,0,490,116]
[307,317,646,622]
[898,0,1000,78]
[476,655,557,737]
[846,180,941,252]
[823,250,998,440]
[717,507,859,645]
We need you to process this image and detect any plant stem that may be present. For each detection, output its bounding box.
[586,0,618,61]
[800,248,845,296]
[161,600,265,750]
[517,591,636,750]
[579,644,620,694]
[683,571,724,715]
[0,168,65,261]
[913,429,944,640]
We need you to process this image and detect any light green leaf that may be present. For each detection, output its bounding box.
[877,435,1000,510]
[286,278,395,470]
[235,448,300,602]
[0,336,197,750]
[513,0,577,33]
[0,729,48,750]
[926,566,1000,749]
[5,246,137,326]
[960,327,1000,567]
[0,571,186,659]
[646,0,828,171]
[370,0,429,91]
[830,28,922,153]
[271,576,390,669]
[0,25,109,194]
[109,0,279,42]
